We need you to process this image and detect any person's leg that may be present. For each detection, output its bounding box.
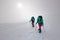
[32,22,34,27]
[38,24,42,33]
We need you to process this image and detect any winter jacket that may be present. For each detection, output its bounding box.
[31,17,35,22]
[36,16,43,25]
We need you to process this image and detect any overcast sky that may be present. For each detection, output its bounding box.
[0,0,60,23]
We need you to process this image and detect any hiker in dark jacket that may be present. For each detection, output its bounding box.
[36,16,44,33]
[30,16,35,27]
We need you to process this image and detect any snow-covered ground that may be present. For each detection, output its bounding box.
[0,20,60,40]
[0,22,48,40]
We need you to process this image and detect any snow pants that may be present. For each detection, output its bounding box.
[32,21,34,27]
[38,24,42,33]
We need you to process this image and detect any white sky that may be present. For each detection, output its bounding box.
[0,0,60,23]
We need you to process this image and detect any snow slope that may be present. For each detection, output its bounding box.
[0,22,48,40]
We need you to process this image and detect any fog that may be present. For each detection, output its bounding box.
[0,0,60,40]
[0,0,40,23]
[0,0,60,23]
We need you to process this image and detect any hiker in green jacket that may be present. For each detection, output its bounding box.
[36,16,44,33]
[30,16,35,27]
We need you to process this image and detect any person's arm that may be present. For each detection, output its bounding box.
[42,18,44,26]
[36,18,38,24]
